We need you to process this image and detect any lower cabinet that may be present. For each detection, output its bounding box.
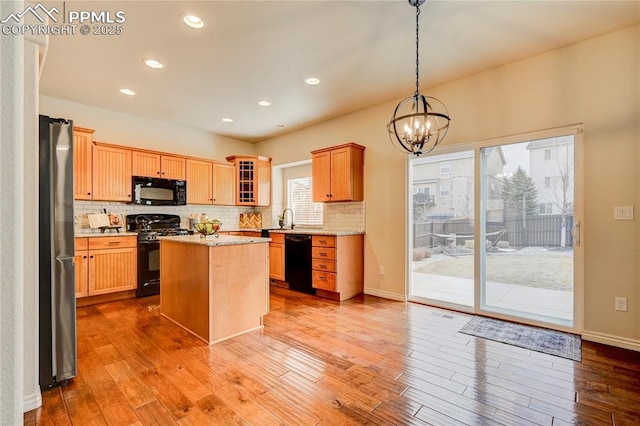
[75,236,137,298]
[311,234,363,301]
[269,233,285,281]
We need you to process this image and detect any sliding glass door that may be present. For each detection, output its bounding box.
[409,129,581,330]
[409,150,475,310]
[480,137,575,327]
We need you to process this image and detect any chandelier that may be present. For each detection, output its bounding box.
[387,0,450,156]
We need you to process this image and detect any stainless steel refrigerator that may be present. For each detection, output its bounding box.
[39,115,77,389]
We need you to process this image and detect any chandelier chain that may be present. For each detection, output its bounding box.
[414,4,420,96]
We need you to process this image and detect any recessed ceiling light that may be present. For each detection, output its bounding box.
[258,100,272,107]
[119,88,136,96]
[143,58,164,69]
[276,124,287,128]
[180,13,205,29]
[222,117,234,123]
[304,77,320,86]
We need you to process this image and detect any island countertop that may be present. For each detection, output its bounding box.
[158,234,271,246]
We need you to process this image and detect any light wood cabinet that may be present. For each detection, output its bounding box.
[132,151,186,180]
[73,127,95,200]
[311,234,363,301]
[75,236,137,298]
[222,231,262,237]
[269,233,285,281]
[186,160,236,205]
[186,158,213,204]
[75,237,89,298]
[212,162,236,205]
[92,143,132,201]
[311,143,365,202]
[225,155,272,206]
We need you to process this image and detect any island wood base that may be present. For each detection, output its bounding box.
[160,240,269,344]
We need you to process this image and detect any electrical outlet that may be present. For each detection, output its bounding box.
[379,265,384,275]
[615,297,628,312]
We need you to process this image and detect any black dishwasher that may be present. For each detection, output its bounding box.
[285,234,315,294]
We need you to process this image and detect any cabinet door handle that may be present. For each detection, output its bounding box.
[82,255,87,259]
[107,241,121,245]
[89,255,94,259]
[87,192,91,195]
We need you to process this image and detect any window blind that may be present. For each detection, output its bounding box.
[287,177,323,226]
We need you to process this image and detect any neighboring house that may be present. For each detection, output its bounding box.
[527,136,574,215]
[412,147,506,221]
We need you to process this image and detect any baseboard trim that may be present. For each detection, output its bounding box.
[23,391,42,412]
[582,330,640,352]
[364,287,406,302]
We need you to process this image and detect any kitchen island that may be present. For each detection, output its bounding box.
[158,234,270,344]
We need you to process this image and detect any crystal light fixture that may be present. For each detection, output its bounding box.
[387,0,450,156]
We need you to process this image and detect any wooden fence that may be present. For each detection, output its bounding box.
[414,215,574,248]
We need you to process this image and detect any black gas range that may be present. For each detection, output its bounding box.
[126,214,192,297]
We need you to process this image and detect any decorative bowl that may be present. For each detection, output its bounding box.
[193,220,222,238]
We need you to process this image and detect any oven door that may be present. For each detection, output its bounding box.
[137,241,160,297]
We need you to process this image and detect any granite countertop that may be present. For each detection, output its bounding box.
[158,234,271,247]
[268,229,364,236]
[75,230,138,237]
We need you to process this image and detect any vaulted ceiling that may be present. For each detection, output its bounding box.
[40,1,640,142]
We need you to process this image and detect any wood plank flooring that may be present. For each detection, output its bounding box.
[25,287,640,425]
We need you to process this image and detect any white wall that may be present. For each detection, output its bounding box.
[256,25,640,346]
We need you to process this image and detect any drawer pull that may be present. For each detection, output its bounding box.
[320,264,326,269]
[320,253,327,257]
[319,276,326,281]
[319,240,327,244]
[107,241,121,245]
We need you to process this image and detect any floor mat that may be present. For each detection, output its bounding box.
[458,316,581,361]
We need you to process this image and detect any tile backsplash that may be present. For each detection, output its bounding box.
[74,200,365,233]
[74,201,265,233]
[323,201,365,232]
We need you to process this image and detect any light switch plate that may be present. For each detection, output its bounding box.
[614,206,634,221]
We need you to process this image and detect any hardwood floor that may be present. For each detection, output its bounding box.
[25,287,640,425]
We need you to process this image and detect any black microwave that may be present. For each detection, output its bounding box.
[132,176,187,206]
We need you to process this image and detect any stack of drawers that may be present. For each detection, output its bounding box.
[312,235,337,291]
[311,234,364,301]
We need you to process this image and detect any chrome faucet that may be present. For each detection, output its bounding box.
[281,208,295,229]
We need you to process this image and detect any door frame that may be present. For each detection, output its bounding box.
[407,124,584,334]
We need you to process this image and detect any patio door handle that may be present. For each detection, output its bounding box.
[572,220,580,246]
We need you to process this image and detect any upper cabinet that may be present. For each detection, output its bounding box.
[132,150,186,180]
[212,162,236,205]
[186,158,213,204]
[73,127,95,200]
[311,143,365,202]
[186,160,236,205]
[92,143,132,202]
[225,155,271,206]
